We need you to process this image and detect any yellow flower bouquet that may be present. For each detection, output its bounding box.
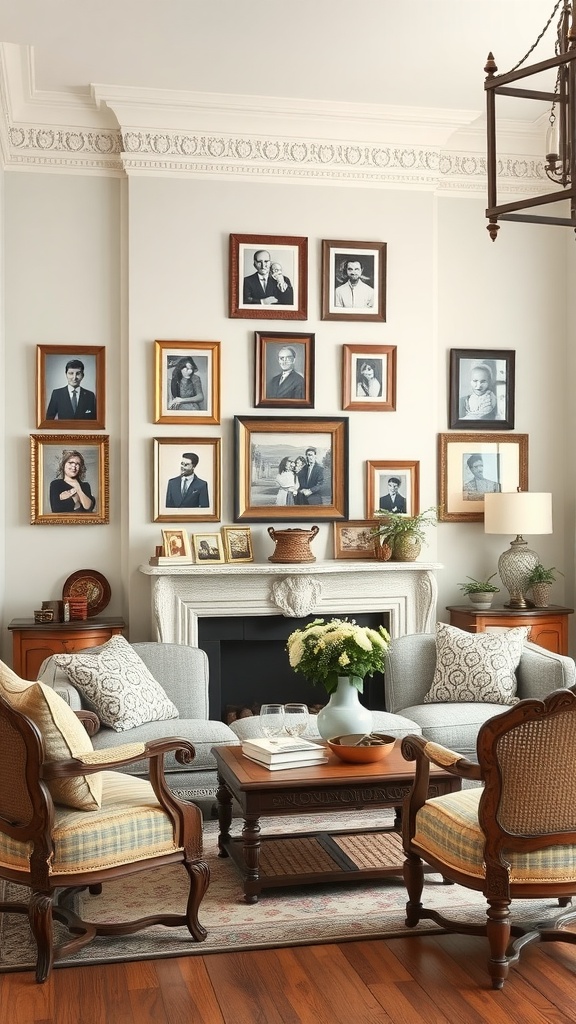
[286,617,390,695]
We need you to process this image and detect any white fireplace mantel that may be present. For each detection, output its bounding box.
[139,560,442,645]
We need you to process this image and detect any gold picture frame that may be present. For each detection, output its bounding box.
[221,526,254,563]
[30,434,109,525]
[153,437,221,523]
[154,340,220,425]
[192,532,225,563]
[234,415,348,522]
[438,432,529,523]
[161,528,192,559]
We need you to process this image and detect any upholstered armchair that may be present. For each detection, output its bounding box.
[384,629,576,759]
[401,688,576,990]
[0,672,210,983]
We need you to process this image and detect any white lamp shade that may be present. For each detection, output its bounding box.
[484,492,552,536]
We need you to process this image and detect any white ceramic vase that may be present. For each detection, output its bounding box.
[316,676,373,741]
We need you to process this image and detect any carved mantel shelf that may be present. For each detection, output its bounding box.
[139,560,442,646]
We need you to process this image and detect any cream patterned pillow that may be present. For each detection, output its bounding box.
[53,636,179,732]
[0,660,102,810]
[424,622,529,705]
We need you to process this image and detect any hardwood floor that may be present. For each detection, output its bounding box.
[4,934,576,1024]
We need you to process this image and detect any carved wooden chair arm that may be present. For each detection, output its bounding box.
[74,710,101,735]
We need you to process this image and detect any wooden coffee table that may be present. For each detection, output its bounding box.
[213,741,460,902]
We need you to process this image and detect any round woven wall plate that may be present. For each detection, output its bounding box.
[62,570,111,617]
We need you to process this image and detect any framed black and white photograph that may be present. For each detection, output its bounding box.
[221,526,254,563]
[333,520,377,560]
[36,345,105,430]
[438,432,528,522]
[321,240,386,322]
[229,233,308,320]
[153,437,221,523]
[342,344,396,411]
[449,349,515,430]
[192,532,225,563]
[365,460,419,519]
[234,415,348,521]
[255,331,314,408]
[30,434,109,525]
[154,340,220,425]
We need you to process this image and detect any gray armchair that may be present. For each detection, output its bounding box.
[37,642,239,808]
[384,633,576,760]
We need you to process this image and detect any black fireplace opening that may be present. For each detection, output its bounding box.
[198,612,390,722]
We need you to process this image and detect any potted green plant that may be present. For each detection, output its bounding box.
[371,506,438,562]
[457,573,500,610]
[525,564,562,608]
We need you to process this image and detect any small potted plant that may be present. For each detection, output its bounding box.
[371,506,438,562]
[526,564,562,608]
[457,573,500,610]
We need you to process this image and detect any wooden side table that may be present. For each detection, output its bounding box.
[446,605,574,656]
[8,617,126,680]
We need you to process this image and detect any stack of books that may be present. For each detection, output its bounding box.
[241,736,328,771]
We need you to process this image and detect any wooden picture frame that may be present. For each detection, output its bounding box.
[333,520,377,560]
[30,434,109,525]
[449,348,515,430]
[153,437,221,523]
[154,340,220,425]
[36,345,105,430]
[438,432,529,523]
[366,460,420,520]
[161,528,192,559]
[234,415,348,522]
[321,240,386,322]
[221,526,254,563]
[255,330,314,408]
[229,233,308,320]
[192,532,225,564]
[342,344,396,411]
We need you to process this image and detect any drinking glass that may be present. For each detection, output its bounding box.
[259,703,285,739]
[284,703,310,737]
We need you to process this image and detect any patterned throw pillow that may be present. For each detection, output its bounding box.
[53,636,179,732]
[423,622,529,705]
[0,660,102,810]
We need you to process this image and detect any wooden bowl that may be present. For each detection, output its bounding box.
[327,733,396,763]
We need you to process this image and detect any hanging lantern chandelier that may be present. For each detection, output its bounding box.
[485,0,576,240]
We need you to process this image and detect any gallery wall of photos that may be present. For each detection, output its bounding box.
[30,233,519,564]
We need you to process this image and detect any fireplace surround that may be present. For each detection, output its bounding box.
[140,560,440,717]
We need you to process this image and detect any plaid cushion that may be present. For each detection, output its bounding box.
[0,772,185,875]
[414,788,576,882]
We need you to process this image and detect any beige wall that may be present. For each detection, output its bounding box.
[2,167,572,661]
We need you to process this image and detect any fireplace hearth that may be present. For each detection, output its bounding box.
[139,559,440,721]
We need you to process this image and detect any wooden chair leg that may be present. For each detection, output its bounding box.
[29,889,55,984]
[184,859,210,942]
[486,898,511,990]
[403,851,425,926]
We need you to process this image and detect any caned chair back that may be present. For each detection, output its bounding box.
[0,694,53,869]
[478,690,576,850]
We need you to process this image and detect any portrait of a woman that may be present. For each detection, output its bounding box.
[356,359,382,398]
[49,450,96,513]
[169,357,205,411]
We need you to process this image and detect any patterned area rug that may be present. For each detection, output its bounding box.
[0,809,566,972]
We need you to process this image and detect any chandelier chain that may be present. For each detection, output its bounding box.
[506,0,567,74]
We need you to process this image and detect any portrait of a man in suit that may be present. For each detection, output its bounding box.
[165,452,209,508]
[379,476,407,514]
[266,345,305,400]
[45,358,97,420]
[242,249,294,307]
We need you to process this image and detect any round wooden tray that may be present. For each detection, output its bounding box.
[62,570,111,617]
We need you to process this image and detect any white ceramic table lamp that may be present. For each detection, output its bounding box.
[484,491,553,609]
